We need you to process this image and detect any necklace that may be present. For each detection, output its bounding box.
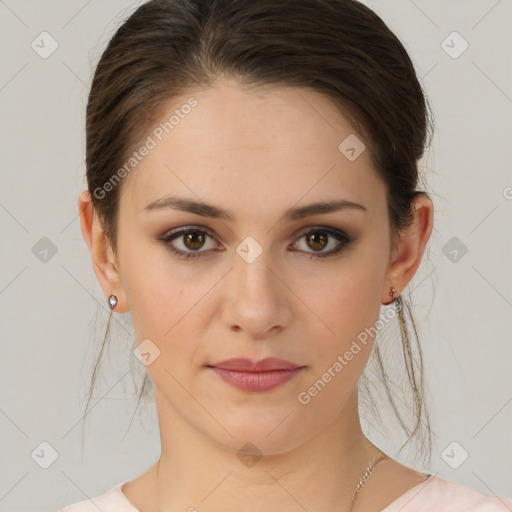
[148,455,388,511]
[349,454,387,511]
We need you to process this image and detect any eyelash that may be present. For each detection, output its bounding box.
[159,225,353,261]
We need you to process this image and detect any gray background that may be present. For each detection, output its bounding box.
[0,0,511,510]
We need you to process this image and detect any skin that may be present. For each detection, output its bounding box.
[79,77,433,512]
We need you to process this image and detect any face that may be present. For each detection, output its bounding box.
[105,78,397,453]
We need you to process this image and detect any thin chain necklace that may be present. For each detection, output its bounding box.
[149,455,388,511]
[349,454,387,511]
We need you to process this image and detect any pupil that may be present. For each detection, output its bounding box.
[185,231,205,250]
[308,232,327,251]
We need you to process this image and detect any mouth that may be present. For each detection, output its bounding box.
[206,357,306,392]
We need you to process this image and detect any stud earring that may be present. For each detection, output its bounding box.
[108,294,118,310]
[383,287,398,306]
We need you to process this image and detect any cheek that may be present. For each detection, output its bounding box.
[119,242,173,340]
[123,267,204,394]
[304,251,387,365]
[314,258,383,329]
[126,267,203,339]
[120,243,218,362]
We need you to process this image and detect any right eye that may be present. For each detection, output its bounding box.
[159,227,223,260]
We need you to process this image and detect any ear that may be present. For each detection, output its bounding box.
[78,190,129,313]
[381,193,434,304]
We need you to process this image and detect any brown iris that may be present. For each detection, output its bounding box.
[306,232,328,252]
[183,231,206,250]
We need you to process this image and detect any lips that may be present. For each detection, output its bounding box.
[208,357,303,372]
[207,358,306,392]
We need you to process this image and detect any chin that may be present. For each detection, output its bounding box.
[205,411,318,457]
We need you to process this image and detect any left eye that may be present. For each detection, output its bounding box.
[290,228,352,258]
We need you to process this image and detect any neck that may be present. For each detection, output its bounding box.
[139,388,388,512]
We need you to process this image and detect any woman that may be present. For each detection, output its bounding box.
[62,0,512,510]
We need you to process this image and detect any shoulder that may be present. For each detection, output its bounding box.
[383,474,512,512]
[59,482,139,512]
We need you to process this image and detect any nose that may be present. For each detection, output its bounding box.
[220,247,293,340]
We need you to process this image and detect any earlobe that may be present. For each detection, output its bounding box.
[78,190,129,313]
[381,194,434,303]
[382,287,398,306]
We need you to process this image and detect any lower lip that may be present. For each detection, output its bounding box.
[209,367,305,392]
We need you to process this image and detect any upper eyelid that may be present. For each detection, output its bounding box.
[163,225,216,238]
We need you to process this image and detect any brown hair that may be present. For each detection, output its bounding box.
[83,0,435,465]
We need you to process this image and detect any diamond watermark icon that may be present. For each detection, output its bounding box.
[133,338,161,366]
[236,236,263,264]
[441,441,469,469]
[441,31,468,59]
[442,236,468,263]
[31,441,59,469]
[32,237,58,263]
[338,134,365,161]
[237,442,263,468]
[31,31,59,59]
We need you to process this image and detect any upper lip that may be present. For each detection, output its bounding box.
[208,357,304,372]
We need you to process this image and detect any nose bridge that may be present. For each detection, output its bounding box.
[221,235,291,336]
[233,235,277,297]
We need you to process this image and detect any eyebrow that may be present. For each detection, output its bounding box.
[143,195,367,222]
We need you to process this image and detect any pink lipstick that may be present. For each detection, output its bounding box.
[207,357,305,392]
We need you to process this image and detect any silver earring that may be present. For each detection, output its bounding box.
[108,294,118,310]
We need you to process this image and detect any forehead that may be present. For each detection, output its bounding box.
[120,78,385,220]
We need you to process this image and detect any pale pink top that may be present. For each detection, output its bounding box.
[60,474,512,511]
